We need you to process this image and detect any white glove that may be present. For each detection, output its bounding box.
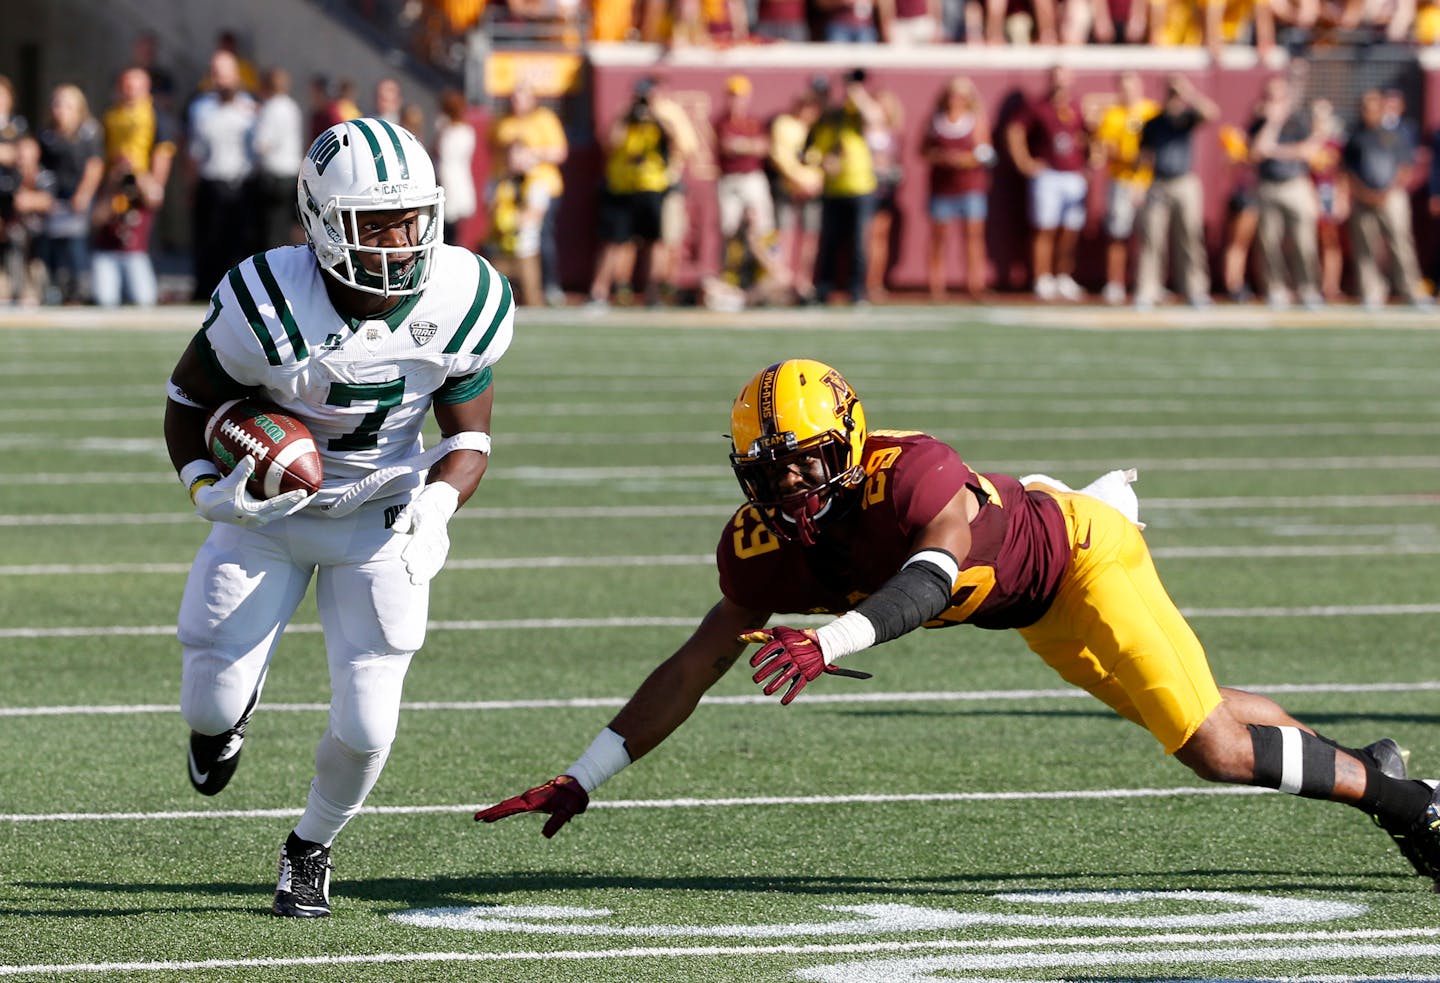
[192,455,312,529]
[391,481,460,585]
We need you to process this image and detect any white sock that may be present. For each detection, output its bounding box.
[293,729,390,846]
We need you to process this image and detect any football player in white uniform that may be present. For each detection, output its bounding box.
[163,118,514,917]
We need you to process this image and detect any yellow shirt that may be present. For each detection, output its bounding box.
[102,97,175,174]
[808,107,876,198]
[1095,98,1159,183]
[592,0,636,40]
[1417,1,1440,43]
[1153,0,1204,46]
[492,106,567,197]
[604,118,669,194]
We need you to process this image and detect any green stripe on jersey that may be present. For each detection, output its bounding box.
[372,118,410,179]
[443,254,491,354]
[201,295,223,329]
[472,268,513,355]
[433,366,492,405]
[253,253,309,360]
[227,266,282,366]
[351,119,388,181]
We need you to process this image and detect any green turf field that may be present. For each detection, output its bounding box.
[2,305,1439,981]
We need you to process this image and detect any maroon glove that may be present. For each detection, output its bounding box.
[474,775,589,838]
[742,626,871,705]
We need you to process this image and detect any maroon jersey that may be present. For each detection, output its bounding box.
[924,111,990,196]
[757,0,807,23]
[717,432,1072,630]
[1015,96,1086,172]
[715,114,767,175]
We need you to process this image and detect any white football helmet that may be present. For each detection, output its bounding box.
[297,118,445,297]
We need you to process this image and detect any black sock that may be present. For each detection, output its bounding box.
[1358,769,1434,827]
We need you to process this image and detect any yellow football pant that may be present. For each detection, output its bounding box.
[1017,487,1223,754]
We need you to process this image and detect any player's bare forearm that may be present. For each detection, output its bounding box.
[608,599,768,760]
[431,385,494,506]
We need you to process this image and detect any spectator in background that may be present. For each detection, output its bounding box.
[211,30,260,94]
[251,67,303,250]
[1208,123,1256,306]
[1,136,52,305]
[1089,71,1158,306]
[1061,0,1119,42]
[486,142,551,306]
[922,75,993,301]
[986,0,1060,43]
[1308,98,1347,302]
[1134,74,1218,310]
[701,203,793,311]
[1006,64,1089,302]
[307,75,345,141]
[491,75,568,305]
[0,75,28,211]
[334,80,362,122]
[187,49,257,301]
[768,80,826,305]
[130,32,177,112]
[808,69,882,306]
[373,77,403,124]
[400,104,427,144]
[1248,74,1324,310]
[1204,0,1277,57]
[879,0,945,41]
[1343,89,1429,309]
[864,82,904,301]
[817,0,881,41]
[435,88,478,250]
[92,66,177,307]
[649,77,701,306]
[37,84,103,305]
[755,0,811,39]
[592,0,641,40]
[714,75,774,260]
[1270,0,1319,47]
[0,76,31,303]
[587,76,674,308]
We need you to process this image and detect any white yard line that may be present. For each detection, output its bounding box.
[3,604,1439,641]
[0,924,1435,977]
[6,541,1440,577]
[3,680,1436,719]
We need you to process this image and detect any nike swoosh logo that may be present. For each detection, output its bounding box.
[188,748,210,786]
[1077,521,1092,551]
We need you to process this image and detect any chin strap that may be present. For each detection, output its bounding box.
[319,431,491,516]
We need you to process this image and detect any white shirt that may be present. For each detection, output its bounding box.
[188,90,257,182]
[435,120,477,222]
[252,93,304,178]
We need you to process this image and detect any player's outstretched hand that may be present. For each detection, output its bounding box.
[741,626,871,706]
[193,455,311,529]
[475,775,589,838]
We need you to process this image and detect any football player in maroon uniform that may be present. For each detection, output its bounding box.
[478,359,1440,889]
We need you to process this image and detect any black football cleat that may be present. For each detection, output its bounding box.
[1361,738,1410,780]
[272,832,333,917]
[187,690,259,796]
[1375,781,1440,890]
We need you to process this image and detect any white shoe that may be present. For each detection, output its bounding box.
[1102,281,1126,305]
[1034,274,1058,301]
[1056,274,1085,301]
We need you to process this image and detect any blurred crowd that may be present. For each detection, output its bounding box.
[584,63,1435,312]
[2,11,1437,312]
[464,0,1440,50]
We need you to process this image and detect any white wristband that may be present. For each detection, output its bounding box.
[178,458,221,490]
[814,610,878,665]
[565,727,633,793]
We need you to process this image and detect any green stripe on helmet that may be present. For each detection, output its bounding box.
[350,119,388,182]
[372,117,411,180]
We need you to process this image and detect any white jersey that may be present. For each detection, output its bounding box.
[198,243,514,510]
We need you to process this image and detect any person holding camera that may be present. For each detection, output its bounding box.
[93,66,176,307]
[587,76,677,308]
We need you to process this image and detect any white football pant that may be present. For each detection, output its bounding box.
[177,492,426,845]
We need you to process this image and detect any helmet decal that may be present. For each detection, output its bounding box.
[307,130,342,176]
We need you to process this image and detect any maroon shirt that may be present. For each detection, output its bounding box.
[717,432,1072,630]
[923,111,990,196]
[715,114,767,175]
[1015,95,1087,172]
[756,0,807,23]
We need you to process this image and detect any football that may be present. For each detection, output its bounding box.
[203,399,324,499]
